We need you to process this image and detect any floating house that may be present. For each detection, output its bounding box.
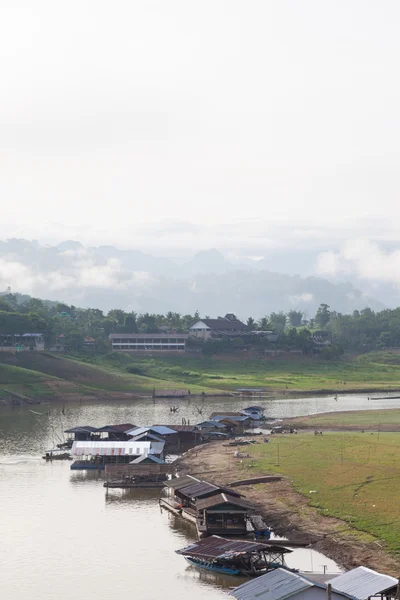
[104,462,172,488]
[195,421,228,432]
[64,426,99,442]
[230,566,399,600]
[241,406,265,421]
[161,475,251,536]
[155,424,200,447]
[176,536,292,576]
[325,567,399,600]
[196,493,253,535]
[210,413,251,434]
[95,423,135,441]
[166,475,242,509]
[70,440,165,470]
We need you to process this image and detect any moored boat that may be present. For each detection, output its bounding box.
[176,535,293,577]
[42,450,72,461]
[184,556,240,575]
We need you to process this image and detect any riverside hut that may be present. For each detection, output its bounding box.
[70,440,165,470]
[95,424,135,441]
[196,493,253,535]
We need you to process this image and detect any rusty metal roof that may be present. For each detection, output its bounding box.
[176,536,291,559]
[196,493,253,511]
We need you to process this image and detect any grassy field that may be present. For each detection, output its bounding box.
[245,432,400,557]
[290,409,400,429]
[88,351,400,392]
[2,350,400,401]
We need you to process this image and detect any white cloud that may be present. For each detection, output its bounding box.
[290,292,314,305]
[0,253,156,299]
[315,239,400,285]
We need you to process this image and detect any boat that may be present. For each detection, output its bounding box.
[184,556,240,575]
[176,535,293,577]
[42,449,72,461]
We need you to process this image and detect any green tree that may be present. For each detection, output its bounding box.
[287,310,303,327]
[246,317,256,330]
[269,312,287,333]
[258,316,270,331]
[314,304,331,328]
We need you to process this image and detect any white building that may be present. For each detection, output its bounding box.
[188,314,247,340]
[109,333,188,352]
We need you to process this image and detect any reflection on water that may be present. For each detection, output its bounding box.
[0,394,371,599]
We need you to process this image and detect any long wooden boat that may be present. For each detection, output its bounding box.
[42,450,72,461]
[184,556,240,575]
[176,535,293,577]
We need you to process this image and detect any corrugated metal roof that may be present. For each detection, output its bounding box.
[70,440,164,456]
[64,426,98,434]
[130,454,165,464]
[164,475,198,489]
[230,568,314,600]
[95,423,135,433]
[176,536,284,559]
[196,493,253,511]
[126,425,177,436]
[178,480,220,498]
[131,432,164,442]
[195,421,227,428]
[159,425,196,432]
[212,415,250,422]
[329,567,398,600]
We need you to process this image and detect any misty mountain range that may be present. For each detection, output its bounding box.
[0,238,390,316]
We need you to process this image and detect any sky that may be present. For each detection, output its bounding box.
[0,1,400,288]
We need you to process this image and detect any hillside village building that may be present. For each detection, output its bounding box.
[109,333,188,352]
[0,333,45,352]
[188,314,248,340]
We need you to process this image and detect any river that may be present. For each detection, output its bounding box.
[0,393,396,599]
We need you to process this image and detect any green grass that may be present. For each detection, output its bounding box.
[84,352,400,392]
[292,409,400,428]
[2,350,400,399]
[244,432,400,557]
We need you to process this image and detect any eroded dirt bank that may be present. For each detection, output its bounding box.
[176,441,400,576]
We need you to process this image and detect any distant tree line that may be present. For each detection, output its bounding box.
[0,293,399,354]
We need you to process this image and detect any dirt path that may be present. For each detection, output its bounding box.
[176,441,400,576]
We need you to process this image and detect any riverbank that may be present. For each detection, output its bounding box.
[176,434,400,576]
[3,350,400,405]
[286,408,400,431]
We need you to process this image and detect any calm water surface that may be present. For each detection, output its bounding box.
[1,393,393,599]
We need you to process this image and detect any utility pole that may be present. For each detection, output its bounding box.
[341,433,344,466]
[327,583,332,600]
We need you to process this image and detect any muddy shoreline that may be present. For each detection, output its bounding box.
[176,441,399,576]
